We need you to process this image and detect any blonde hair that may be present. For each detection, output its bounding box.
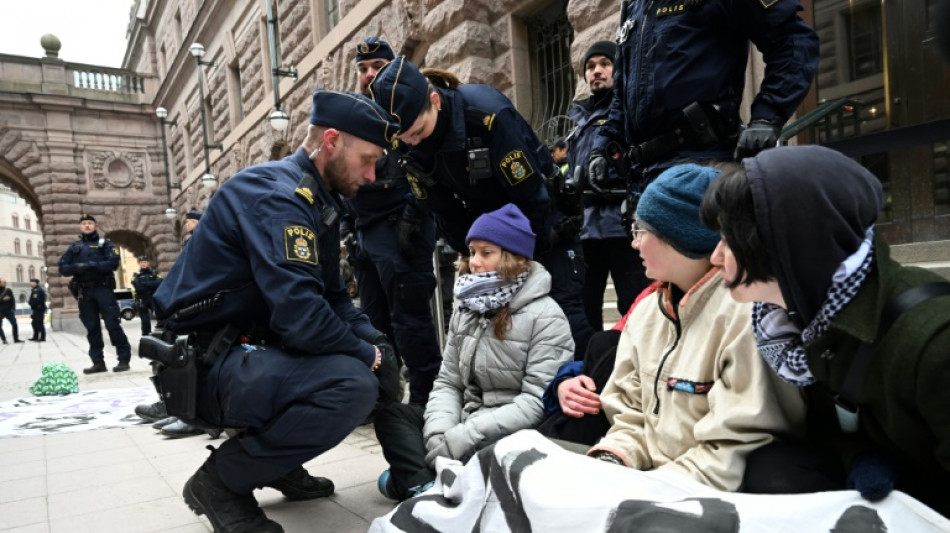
[458,250,531,340]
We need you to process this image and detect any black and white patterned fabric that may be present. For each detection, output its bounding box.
[454,271,529,315]
[752,227,876,386]
[369,430,949,533]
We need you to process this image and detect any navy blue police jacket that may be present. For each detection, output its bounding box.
[566,91,627,241]
[153,148,379,367]
[401,84,559,255]
[59,232,121,282]
[594,0,819,155]
[132,269,162,302]
[29,286,46,313]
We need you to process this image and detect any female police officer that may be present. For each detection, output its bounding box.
[370,57,594,359]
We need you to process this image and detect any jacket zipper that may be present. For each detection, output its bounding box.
[633,0,653,130]
[652,301,682,415]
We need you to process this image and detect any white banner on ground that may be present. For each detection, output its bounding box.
[0,387,158,438]
[371,430,950,533]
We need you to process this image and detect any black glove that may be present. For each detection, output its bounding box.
[397,212,423,257]
[373,338,401,406]
[588,150,608,193]
[734,119,782,160]
[846,452,899,502]
[72,263,90,273]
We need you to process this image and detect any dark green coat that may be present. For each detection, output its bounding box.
[805,236,950,514]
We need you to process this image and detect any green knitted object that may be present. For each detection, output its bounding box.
[29,362,79,396]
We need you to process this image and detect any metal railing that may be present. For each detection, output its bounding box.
[780,98,864,145]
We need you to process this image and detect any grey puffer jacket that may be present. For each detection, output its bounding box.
[423,261,574,464]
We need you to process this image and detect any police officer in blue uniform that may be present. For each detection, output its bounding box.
[343,37,442,405]
[567,41,648,331]
[131,255,162,336]
[370,57,595,360]
[59,214,132,374]
[588,0,819,216]
[28,278,46,342]
[152,90,401,533]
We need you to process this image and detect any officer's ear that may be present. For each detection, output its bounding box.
[323,128,343,152]
[430,91,441,113]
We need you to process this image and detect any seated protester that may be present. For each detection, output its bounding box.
[585,163,807,492]
[538,282,660,446]
[374,203,574,500]
[700,145,950,516]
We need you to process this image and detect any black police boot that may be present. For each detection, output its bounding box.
[113,362,131,372]
[263,466,334,501]
[83,362,107,374]
[183,448,283,533]
[134,401,168,422]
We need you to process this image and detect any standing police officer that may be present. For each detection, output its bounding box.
[567,41,648,331]
[59,214,132,374]
[131,255,162,336]
[28,278,46,342]
[343,37,442,405]
[152,90,401,533]
[370,57,595,359]
[588,0,819,216]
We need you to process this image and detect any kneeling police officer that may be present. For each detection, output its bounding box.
[151,90,401,533]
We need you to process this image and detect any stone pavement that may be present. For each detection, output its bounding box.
[0,319,397,532]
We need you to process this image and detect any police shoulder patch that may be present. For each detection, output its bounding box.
[406,175,428,200]
[283,225,318,265]
[498,149,535,186]
[111,247,119,256]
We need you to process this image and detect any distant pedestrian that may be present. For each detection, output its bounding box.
[27,278,46,342]
[0,278,22,344]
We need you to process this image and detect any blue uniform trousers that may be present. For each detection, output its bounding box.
[538,236,595,360]
[79,285,131,363]
[356,217,442,404]
[139,302,152,336]
[198,344,378,494]
[30,311,45,340]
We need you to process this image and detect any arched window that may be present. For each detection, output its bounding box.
[14,239,20,255]
[16,265,23,282]
[11,214,18,228]
[26,240,32,256]
[37,242,43,255]
[24,215,30,231]
[28,266,35,280]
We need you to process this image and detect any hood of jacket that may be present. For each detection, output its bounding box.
[743,146,882,326]
[508,261,552,312]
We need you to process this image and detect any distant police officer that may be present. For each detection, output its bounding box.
[182,210,201,248]
[567,41,648,331]
[343,37,442,405]
[152,90,402,533]
[589,0,819,217]
[131,255,162,336]
[28,278,46,342]
[371,57,595,359]
[59,214,132,373]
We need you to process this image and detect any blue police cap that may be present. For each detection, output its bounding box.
[355,37,395,63]
[368,56,429,135]
[309,89,400,148]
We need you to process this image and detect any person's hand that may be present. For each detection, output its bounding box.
[372,338,401,405]
[72,263,90,273]
[846,452,898,502]
[589,450,624,465]
[398,215,423,257]
[425,434,450,466]
[342,231,358,261]
[734,119,782,160]
[557,375,601,418]
[588,150,608,193]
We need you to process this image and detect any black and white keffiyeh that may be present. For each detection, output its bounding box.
[454,270,529,316]
[752,227,876,386]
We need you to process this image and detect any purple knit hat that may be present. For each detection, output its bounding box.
[466,204,536,259]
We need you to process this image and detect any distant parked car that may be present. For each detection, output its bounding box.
[114,289,137,321]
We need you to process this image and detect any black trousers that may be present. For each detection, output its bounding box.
[30,311,45,340]
[536,329,621,446]
[581,238,649,331]
[78,285,131,363]
[374,402,435,500]
[0,309,17,342]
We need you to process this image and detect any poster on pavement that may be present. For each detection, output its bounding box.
[0,386,157,438]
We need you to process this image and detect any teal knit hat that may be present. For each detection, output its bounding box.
[636,163,721,258]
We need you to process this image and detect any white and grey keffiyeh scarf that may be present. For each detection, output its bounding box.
[454,271,529,318]
[752,227,876,386]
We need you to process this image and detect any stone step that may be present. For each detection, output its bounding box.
[891,240,950,280]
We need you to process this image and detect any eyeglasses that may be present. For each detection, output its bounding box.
[631,221,648,242]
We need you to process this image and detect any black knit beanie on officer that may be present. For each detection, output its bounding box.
[582,40,616,69]
[368,56,429,135]
[309,89,400,148]
[186,210,202,221]
[80,214,96,223]
[636,164,721,259]
[355,37,395,63]
[466,204,537,260]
